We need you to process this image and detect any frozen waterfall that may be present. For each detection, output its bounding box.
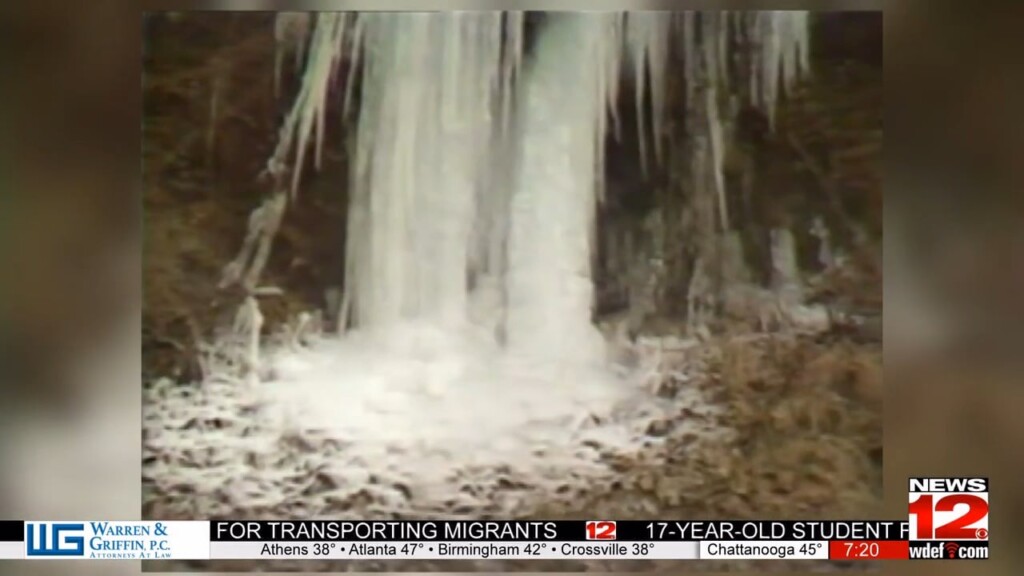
[144,10,817,522]
[274,11,810,352]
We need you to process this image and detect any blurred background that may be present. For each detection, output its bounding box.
[2,0,1023,575]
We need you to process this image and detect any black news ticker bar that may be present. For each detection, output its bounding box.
[210,520,910,542]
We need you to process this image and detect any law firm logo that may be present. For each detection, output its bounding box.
[26,523,85,557]
[908,477,989,541]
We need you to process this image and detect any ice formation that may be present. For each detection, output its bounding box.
[505,14,622,367]
[143,11,812,518]
[274,11,810,340]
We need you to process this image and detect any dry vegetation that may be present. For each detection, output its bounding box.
[708,335,882,515]
[546,331,883,572]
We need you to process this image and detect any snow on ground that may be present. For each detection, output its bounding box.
[142,315,727,520]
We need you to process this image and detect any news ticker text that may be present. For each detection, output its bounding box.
[0,520,989,560]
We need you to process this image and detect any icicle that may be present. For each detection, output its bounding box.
[764,13,781,128]
[273,12,311,98]
[648,17,670,165]
[724,11,811,130]
[787,12,811,89]
[342,15,364,118]
[327,13,349,91]
[594,14,627,205]
[313,17,348,171]
[500,12,523,136]
[604,14,625,143]
[716,12,730,91]
[682,12,699,106]
[746,12,760,110]
[779,14,798,94]
[702,14,719,91]
[621,13,673,173]
[797,12,811,76]
[706,84,728,231]
[640,15,670,166]
[622,18,647,175]
[699,15,729,231]
[755,12,809,129]
[289,14,343,196]
[595,58,608,205]
[809,216,834,269]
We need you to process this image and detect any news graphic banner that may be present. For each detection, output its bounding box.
[2,520,891,561]
[0,477,988,562]
[0,519,976,561]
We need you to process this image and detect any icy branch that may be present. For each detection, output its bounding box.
[219,191,287,293]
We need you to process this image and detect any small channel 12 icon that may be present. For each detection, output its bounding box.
[585,521,617,541]
[908,477,989,540]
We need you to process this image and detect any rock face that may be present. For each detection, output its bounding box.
[597,210,664,332]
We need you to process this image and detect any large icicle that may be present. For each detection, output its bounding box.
[505,14,623,366]
[342,13,512,329]
[274,13,523,333]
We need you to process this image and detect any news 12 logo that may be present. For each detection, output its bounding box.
[26,523,86,556]
[585,521,616,540]
[908,477,989,541]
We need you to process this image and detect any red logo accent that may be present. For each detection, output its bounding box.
[909,493,989,539]
[585,521,616,540]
